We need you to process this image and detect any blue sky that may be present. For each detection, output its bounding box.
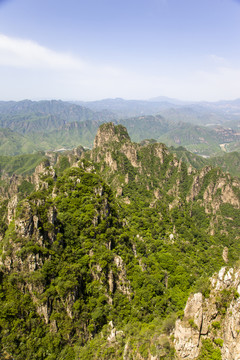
[0,0,240,101]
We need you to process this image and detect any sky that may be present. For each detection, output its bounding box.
[0,0,240,101]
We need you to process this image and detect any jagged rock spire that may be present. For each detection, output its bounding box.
[93,122,130,148]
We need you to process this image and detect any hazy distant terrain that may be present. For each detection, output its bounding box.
[76,97,240,126]
[0,98,239,157]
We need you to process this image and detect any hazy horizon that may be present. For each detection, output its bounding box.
[1,96,240,104]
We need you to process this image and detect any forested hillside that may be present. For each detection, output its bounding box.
[0,123,239,359]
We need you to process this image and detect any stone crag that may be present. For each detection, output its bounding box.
[174,266,240,359]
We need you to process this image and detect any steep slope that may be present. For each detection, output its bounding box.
[174,265,240,359]
[167,146,240,179]
[79,124,240,358]
[209,151,240,178]
[117,116,239,157]
[0,123,239,359]
[116,115,175,143]
[29,120,102,150]
[168,146,209,170]
[158,123,223,156]
[0,162,135,359]
[0,128,39,155]
[87,123,239,211]
[0,153,45,176]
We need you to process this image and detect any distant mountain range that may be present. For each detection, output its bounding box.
[74,97,240,126]
[0,98,239,158]
[0,99,115,134]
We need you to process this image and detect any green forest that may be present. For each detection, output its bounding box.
[0,123,239,359]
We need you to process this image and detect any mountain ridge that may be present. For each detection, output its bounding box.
[0,122,239,359]
[0,99,239,158]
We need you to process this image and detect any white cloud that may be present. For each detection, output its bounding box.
[0,34,130,100]
[1,34,240,102]
[0,33,84,69]
[209,54,228,66]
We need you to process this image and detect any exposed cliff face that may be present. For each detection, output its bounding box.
[91,122,140,173]
[2,164,58,274]
[32,159,56,190]
[0,173,29,225]
[174,266,240,359]
[94,122,131,148]
[2,160,56,231]
[88,123,173,200]
[187,166,240,213]
[120,142,140,168]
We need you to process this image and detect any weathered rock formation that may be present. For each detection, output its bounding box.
[94,122,130,148]
[174,266,240,359]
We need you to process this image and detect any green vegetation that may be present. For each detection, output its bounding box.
[0,123,239,358]
[212,321,221,330]
[29,120,101,150]
[159,123,222,156]
[209,151,240,178]
[0,153,45,175]
[188,319,198,330]
[214,338,224,347]
[0,100,113,153]
[169,146,208,169]
[197,339,222,360]
[0,128,38,155]
[0,100,109,134]
[215,288,239,315]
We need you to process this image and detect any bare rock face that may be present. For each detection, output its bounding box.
[93,122,130,148]
[187,166,212,203]
[114,255,131,297]
[174,293,203,359]
[154,143,169,164]
[220,183,240,208]
[203,178,240,212]
[5,174,28,224]
[90,123,140,177]
[73,145,85,157]
[107,321,124,342]
[104,151,118,171]
[7,194,18,224]
[121,142,139,168]
[186,166,240,215]
[222,247,229,263]
[32,160,56,191]
[174,266,240,359]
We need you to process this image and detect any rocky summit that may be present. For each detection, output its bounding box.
[0,123,239,359]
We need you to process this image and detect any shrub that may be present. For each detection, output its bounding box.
[214,338,223,347]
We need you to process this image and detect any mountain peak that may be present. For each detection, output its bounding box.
[93,122,130,148]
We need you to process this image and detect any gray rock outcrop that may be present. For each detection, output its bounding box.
[174,266,240,359]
